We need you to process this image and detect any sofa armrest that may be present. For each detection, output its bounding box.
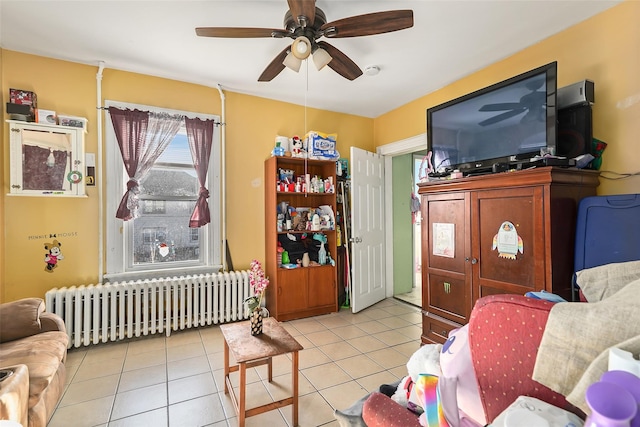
[0,364,29,427]
[362,392,421,427]
[468,294,568,423]
[0,298,49,343]
[39,312,66,334]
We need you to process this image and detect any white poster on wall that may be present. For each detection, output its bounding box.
[433,222,455,258]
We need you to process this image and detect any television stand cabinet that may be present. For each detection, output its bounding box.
[417,167,600,344]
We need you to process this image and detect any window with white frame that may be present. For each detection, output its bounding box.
[104,101,221,281]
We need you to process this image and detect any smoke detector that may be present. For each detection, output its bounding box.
[364,65,380,76]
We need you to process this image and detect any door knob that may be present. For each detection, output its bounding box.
[350,237,363,243]
[471,258,478,264]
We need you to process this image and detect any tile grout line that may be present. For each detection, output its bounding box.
[52,298,422,426]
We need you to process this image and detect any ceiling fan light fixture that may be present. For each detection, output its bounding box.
[312,47,332,70]
[283,51,302,72]
[291,36,311,60]
[196,3,414,82]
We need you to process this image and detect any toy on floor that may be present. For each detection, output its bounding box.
[438,324,485,427]
[390,342,441,413]
[388,324,485,427]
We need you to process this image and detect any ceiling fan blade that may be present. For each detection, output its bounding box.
[479,103,523,112]
[321,10,413,38]
[521,108,544,123]
[479,108,526,127]
[287,0,316,27]
[258,46,290,82]
[317,41,363,81]
[196,27,289,38]
[521,91,546,108]
[525,79,544,91]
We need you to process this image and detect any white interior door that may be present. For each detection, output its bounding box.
[350,147,386,313]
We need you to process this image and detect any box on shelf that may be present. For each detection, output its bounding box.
[58,115,88,131]
[37,109,57,124]
[305,131,339,160]
[9,88,37,106]
[6,102,35,121]
[6,102,33,115]
[8,114,35,122]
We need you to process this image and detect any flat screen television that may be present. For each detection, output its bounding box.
[427,61,557,175]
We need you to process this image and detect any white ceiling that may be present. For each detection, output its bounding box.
[0,0,622,118]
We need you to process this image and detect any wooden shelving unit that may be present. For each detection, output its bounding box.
[264,156,338,321]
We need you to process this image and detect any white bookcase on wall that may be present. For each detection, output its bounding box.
[7,120,86,197]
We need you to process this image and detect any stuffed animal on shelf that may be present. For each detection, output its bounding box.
[290,135,306,158]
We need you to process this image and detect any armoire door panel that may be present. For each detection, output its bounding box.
[424,194,468,274]
[426,273,468,322]
[479,282,530,299]
[473,187,545,293]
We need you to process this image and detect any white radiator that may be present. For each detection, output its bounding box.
[45,271,252,349]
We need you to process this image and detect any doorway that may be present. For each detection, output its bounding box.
[377,133,427,306]
[391,151,425,307]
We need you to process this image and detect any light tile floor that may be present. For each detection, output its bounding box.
[49,298,422,427]
[394,286,421,308]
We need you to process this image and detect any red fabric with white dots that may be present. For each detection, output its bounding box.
[362,392,422,427]
[468,294,569,423]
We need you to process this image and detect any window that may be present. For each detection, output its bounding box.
[105,101,221,281]
[142,200,166,214]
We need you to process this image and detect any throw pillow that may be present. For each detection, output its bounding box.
[0,298,44,343]
[533,279,640,400]
[575,260,640,302]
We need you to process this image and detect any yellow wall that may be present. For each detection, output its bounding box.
[2,1,638,301]
[374,0,640,196]
[0,49,5,303]
[1,52,373,301]
[223,92,373,268]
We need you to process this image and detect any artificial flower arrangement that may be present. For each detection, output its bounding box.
[244,259,269,314]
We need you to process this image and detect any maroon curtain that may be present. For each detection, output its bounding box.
[109,107,149,220]
[109,107,183,220]
[185,117,215,227]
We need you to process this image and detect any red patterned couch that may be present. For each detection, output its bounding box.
[363,294,581,426]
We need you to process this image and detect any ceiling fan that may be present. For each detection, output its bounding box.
[478,80,547,127]
[195,0,414,81]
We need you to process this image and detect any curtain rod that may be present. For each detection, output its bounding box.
[97,106,222,126]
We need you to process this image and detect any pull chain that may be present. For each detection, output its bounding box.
[304,59,308,197]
